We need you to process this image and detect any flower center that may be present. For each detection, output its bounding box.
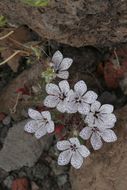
[59,93,66,100]
[92,127,100,133]
[70,144,77,152]
[93,111,100,119]
[75,97,81,103]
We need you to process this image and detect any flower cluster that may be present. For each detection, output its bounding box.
[24,51,117,169]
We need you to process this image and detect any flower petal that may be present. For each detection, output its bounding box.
[100,129,117,142]
[71,151,83,169]
[59,80,70,94]
[41,111,51,121]
[57,140,70,151]
[56,71,69,79]
[84,113,95,125]
[90,133,103,150]
[58,150,72,166]
[44,95,59,108]
[46,83,60,95]
[78,102,90,115]
[78,145,90,158]
[91,101,101,112]
[69,137,80,147]
[66,101,78,113]
[59,58,73,70]
[79,127,92,140]
[99,104,114,113]
[46,121,55,133]
[83,91,98,104]
[66,90,76,101]
[52,50,63,65]
[101,113,117,125]
[24,120,38,133]
[74,80,87,96]
[28,108,42,120]
[35,126,47,139]
[57,100,67,113]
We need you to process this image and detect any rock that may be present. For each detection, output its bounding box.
[31,181,39,190]
[57,174,68,187]
[0,169,8,183]
[98,91,117,105]
[119,72,127,95]
[0,120,52,172]
[0,62,45,120]
[3,176,14,189]
[0,1,127,47]
[70,106,127,190]
[31,163,49,180]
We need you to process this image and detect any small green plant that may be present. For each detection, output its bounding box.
[21,0,49,7]
[41,67,56,83]
[0,15,7,27]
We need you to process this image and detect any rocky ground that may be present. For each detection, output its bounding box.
[0,13,127,190]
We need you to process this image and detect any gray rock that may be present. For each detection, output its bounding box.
[3,176,14,189]
[57,174,68,187]
[0,120,52,172]
[1,1,127,47]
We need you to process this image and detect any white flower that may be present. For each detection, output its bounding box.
[57,137,90,169]
[84,101,117,126]
[51,50,73,79]
[66,80,98,114]
[24,109,54,139]
[44,80,71,113]
[79,124,117,150]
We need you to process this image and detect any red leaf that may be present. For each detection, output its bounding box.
[55,125,65,134]
[16,88,30,95]
[0,112,6,122]
[104,62,124,89]
[11,177,31,190]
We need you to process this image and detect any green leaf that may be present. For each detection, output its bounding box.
[21,0,49,7]
[0,15,7,27]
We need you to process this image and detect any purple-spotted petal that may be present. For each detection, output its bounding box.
[91,101,101,112]
[28,109,42,120]
[24,120,38,133]
[85,113,95,125]
[71,151,83,169]
[57,140,71,151]
[44,95,59,108]
[58,150,72,166]
[46,121,54,133]
[66,101,78,113]
[83,91,98,104]
[79,127,92,140]
[59,58,73,71]
[78,145,90,158]
[74,81,87,96]
[90,132,103,150]
[41,111,51,121]
[99,104,114,113]
[56,71,69,79]
[46,83,60,95]
[57,100,67,113]
[52,50,63,65]
[100,129,117,142]
[101,113,117,125]
[59,80,70,94]
[69,137,80,147]
[35,126,47,139]
[78,102,90,115]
